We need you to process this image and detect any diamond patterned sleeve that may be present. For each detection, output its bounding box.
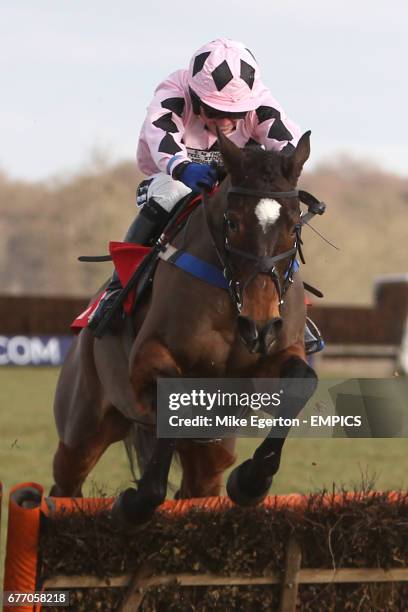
[249,91,302,153]
[140,72,190,175]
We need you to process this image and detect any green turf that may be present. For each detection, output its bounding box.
[1,368,407,586]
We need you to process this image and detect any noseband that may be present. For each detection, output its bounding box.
[204,186,325,314]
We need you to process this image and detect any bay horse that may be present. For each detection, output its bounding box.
[51,130,318,526]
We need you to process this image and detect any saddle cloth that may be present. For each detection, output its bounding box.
[71,242,151,333]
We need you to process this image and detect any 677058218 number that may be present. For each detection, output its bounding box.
[3,591,70,607]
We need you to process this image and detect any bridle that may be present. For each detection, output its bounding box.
[203,185,326,314]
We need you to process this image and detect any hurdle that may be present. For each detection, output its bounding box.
[3,483,408,611]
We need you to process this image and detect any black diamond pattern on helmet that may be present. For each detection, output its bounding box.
[267,119,293,142]
[192,51,211,76]
[256,106,281,124]
[212,60,233,91]
[240,60,255,89]
[158,133,182,155]
[161,97,185,118]
[152,112,179,133]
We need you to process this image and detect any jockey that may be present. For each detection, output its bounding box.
[88,38,324,354]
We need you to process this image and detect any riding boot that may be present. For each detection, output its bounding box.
[88,200,171,335]
[305,316,325,355]
[123,198,171,245]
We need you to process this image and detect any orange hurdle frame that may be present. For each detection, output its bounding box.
[2,482,405,612]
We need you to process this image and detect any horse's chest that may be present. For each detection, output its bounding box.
[175,329,256,377]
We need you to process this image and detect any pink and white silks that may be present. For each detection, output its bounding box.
[136,68,301,178]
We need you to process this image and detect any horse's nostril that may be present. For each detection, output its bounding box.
[272,317,283,333]
[237,316,259,343]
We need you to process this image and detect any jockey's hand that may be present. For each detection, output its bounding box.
[176,162,217,193]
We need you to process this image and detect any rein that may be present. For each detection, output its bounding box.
[202,185,326,314]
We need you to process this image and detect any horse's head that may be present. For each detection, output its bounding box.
[214,129,311,355]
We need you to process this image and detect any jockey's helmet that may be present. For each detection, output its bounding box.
[188,38,263,114]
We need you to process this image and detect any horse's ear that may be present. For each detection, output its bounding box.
[217,127,244,176]
[282,131,311,184]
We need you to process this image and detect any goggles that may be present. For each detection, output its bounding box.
[201,102,248,120]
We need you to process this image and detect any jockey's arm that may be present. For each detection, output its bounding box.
[248,92,302,154]
[137,71,190,177]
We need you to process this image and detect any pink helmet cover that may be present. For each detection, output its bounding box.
[188,38,265,113]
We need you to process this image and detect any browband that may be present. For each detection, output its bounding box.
[227,187,299,198]
[227,187,326,217]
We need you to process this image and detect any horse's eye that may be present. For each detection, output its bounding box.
[226,217,238,232]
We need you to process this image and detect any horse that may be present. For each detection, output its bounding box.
[51,129,318,527]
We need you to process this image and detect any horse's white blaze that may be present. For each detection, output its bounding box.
[255,198,281,232]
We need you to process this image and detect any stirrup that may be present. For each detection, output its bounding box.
[305,316,325,355]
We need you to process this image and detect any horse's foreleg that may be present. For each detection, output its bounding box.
[227,350,317,506]
[111,338,180,527]
[130,337,182,415]
[112,438,175,527]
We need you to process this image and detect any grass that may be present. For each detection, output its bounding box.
[1,368,407,586]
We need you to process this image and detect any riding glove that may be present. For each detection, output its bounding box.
[174,162,217,193]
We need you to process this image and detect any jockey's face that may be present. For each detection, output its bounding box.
[199,105,247,136]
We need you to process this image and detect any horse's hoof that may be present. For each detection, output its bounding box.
[111,488,158,531]
[226,460,272,507]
